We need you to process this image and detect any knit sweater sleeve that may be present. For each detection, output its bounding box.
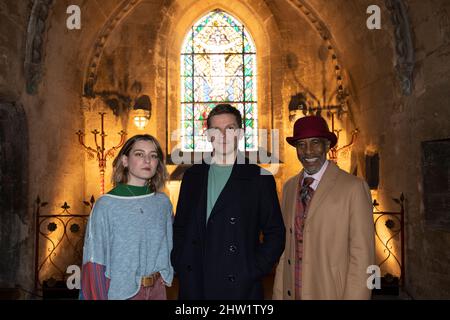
[80,198,112,299]
[82,198,109,267]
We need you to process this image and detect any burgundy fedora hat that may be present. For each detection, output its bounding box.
[286,116,338,148]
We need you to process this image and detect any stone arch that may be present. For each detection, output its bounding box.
[287,0,352,117]
[284,0,362,175]
[82,0,144,97]
[152,0,284,155]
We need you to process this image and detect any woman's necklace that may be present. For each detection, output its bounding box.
[125,184,137,196]
[125,184,148,214]
[125,184,149,196]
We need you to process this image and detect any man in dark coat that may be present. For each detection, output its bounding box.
[171,104,285,300]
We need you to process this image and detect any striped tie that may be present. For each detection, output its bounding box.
[300,177,315,213]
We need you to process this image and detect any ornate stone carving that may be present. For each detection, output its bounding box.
[24,0,54,95]
[438,8,450,45]
[288,0,331,41]
[385,0,415,96]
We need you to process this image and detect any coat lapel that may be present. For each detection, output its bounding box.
[305,161,340,223]
[190,163,209,237]
[289,173,302,228]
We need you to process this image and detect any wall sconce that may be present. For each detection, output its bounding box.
[133,95,152,130]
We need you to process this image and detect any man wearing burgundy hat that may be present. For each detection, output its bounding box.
[272,116,375,300]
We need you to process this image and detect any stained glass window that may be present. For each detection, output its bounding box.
[181,9,258,151]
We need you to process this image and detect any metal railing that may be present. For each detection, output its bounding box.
[33,196,95,293]
[373,193,405,287]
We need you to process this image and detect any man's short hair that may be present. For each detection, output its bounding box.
[207,103,243,129]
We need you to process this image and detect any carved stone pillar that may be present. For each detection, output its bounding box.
[385,0,415,96]
[24,0,54,95]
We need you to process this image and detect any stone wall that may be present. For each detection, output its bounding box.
[0,1,29,100]
[401,0,450,298]
[0,0,448,298]
[0,1,32,297]
[0,102,29,293]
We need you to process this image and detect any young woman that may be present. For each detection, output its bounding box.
[80,134,173,300]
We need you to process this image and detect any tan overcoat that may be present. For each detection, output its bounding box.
[273,161,375,300]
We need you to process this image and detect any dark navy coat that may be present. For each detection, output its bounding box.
[171,160,285,299]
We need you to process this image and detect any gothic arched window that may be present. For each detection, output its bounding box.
[180,9,258,151]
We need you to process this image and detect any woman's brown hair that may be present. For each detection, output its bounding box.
[111,134,168,192]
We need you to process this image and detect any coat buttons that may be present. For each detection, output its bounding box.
[229,217,237,224]
[228,275,236,282]
[288,259,291,265]
[229,245,237,253]
[290,228,292,234]
[287,290,291,296]
[187,265,192,272]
